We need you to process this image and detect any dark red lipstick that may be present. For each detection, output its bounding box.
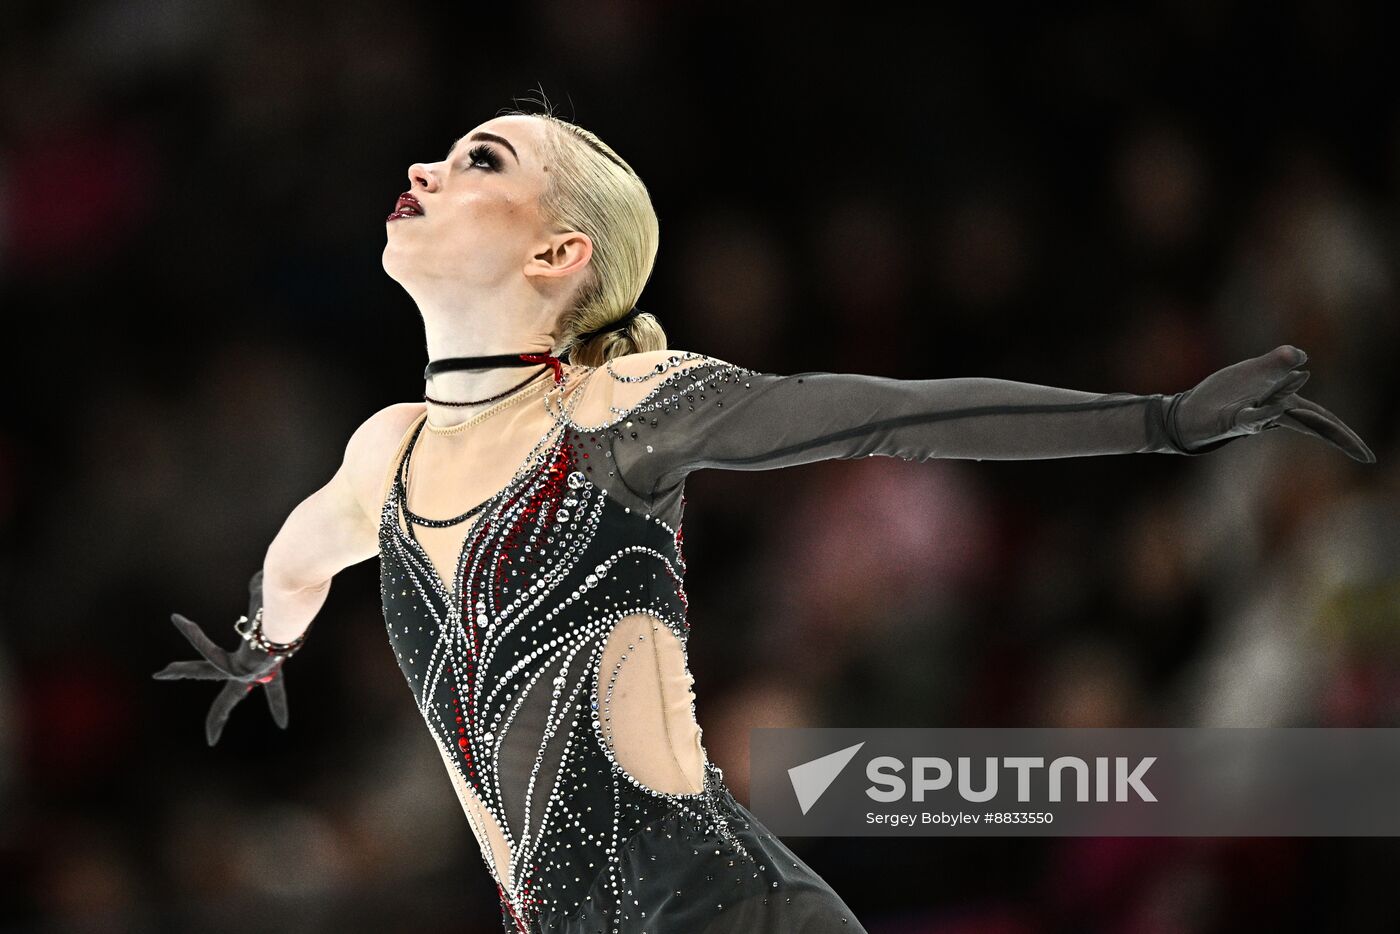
[387,192,424,222]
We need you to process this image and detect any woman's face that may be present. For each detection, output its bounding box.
[382,115,574,292]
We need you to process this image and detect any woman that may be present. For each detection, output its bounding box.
[153,108,1375,933]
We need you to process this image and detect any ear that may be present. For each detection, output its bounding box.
[525,230,592,281]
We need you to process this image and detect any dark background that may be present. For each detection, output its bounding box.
[2,1,1399,932]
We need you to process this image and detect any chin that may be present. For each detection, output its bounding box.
[381,242,414,281]
[378,245,408,285]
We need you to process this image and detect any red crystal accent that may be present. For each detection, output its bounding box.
[518,352,563,384]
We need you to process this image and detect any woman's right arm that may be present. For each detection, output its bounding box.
[257,402,426,644]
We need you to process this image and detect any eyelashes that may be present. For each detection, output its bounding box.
[465,143,502,171]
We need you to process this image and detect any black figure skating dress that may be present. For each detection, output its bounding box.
[376,350,1204,933]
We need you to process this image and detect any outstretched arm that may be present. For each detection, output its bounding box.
[580,345,1373,502]
[153,402,424,744]
[255,403,416,642]
[237,402,419,645]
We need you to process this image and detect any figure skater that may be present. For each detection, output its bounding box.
[153,108,1375,933]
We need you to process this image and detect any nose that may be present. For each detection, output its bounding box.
[407,161,438,192]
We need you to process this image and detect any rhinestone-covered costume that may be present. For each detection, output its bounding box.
[377,351,1194,933]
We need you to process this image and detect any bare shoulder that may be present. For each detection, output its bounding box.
[342,401,428,519]
[569,349,736,427]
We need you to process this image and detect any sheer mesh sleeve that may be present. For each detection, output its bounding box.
[590,352,1210,504]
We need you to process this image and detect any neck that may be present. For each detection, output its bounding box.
[416,291,562,430]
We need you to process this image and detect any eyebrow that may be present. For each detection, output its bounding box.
[446,131,520,164]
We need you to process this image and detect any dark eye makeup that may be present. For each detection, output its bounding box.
[464,143,503,171]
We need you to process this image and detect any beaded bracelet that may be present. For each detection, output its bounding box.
[234,606,308,658]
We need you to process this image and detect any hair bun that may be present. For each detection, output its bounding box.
[578,305,645,341]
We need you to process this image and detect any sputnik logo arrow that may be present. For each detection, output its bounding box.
[788,741,865,814]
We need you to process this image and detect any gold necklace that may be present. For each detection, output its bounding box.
[424,376,551,436]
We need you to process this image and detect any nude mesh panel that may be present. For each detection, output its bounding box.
[433,730,515,895]
[597,612,705,796]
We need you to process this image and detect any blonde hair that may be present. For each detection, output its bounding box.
[500,98,667,367]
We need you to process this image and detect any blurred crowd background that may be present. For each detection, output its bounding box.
[2,1,1398,932]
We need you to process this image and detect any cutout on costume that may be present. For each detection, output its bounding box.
[596,611,706,796]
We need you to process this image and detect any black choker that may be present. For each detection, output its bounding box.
[420,306,649,406]
[422,352,565,408]
[423,352,563,382]
[421,305,646,383]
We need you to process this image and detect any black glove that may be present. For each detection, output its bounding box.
[153,569,292,745]
[1166,344,1376,462]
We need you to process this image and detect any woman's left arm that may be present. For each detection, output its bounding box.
[601,344,1374,501]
